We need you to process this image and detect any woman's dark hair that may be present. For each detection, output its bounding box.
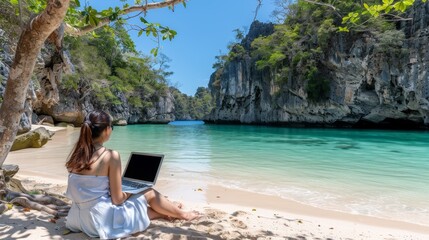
[66,110,112,172]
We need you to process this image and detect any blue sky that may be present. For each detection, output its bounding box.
[91,0,278,96]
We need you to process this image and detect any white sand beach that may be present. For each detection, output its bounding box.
[1,126,429,239]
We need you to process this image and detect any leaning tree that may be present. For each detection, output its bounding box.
[0,0,185,168]
[0,0,185,214]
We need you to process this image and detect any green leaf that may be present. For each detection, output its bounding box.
[150,47,159,57]
[338,27,349,32]
[350,16,360,24]
[89,15,99,26]
[394,2,407,12]
[403,0,414,5]
[363,3,370,11]
[385,5,393,13]
[140,17,148,24]
[91,31,99,38]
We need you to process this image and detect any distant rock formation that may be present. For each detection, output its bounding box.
[205,4,429,129]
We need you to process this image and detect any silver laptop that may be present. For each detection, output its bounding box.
[121,152,164,194]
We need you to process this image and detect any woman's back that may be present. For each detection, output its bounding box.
[66,173,109,203]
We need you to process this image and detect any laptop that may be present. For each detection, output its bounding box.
[121,152,164,194]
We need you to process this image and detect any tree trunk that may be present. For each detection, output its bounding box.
[0,0,186,167]
[0,0,70,167]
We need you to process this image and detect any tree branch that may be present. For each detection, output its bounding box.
[301,0,342,18]
[253,0,262,21]
[65,0,185,36]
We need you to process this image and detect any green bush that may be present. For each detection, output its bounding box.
[62,74,80,91]
[375,30,405,54]
[128,96,143,108]
[306,68,330,102]
[228,44,246,61]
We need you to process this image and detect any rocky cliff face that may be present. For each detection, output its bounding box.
[0,29,33,133]
[0,29,175,129]
[205,4,429,129]
[126,92,175,124]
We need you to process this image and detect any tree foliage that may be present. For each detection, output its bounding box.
[8,0,185,56]
[171,87,214,120]
[300,0,427,32]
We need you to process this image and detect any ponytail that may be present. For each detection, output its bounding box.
[66,111,112,172]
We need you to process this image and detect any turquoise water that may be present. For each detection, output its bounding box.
[106,121,429,226]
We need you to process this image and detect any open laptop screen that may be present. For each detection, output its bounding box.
[123,153,163,182]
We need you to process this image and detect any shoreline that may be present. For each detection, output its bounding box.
[2,125,429,239]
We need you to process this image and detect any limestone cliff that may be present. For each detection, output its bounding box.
[205,3,429,129]
[0,29,175,128]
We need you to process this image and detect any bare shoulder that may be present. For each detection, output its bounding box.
[105,149,121,165]
[109,149,121,160]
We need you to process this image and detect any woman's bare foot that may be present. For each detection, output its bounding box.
[182,210,203,221]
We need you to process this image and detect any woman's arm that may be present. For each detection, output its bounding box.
[108,150,131,205]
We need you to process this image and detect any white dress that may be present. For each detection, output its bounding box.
[65,173,150,239]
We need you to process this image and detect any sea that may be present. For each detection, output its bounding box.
[105,120,429,226]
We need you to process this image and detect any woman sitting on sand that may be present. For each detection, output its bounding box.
[65,110,200,239]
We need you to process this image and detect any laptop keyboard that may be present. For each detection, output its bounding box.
[122,179,148,189]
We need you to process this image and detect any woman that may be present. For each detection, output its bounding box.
[65,110,200,239]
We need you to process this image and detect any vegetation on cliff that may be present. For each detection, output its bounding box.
[171,87,214,120]
[62,25,213,119]
[212,0,415,102]
[63,25,169,109]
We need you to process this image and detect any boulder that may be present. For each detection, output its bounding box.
[38,114,55,125]
[11,127,53,151]
[55,122,75,128]
[17,111,32,134]
[116,119,128,126]
[1,164,19,181]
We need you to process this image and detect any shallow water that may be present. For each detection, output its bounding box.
[105,121,429,226]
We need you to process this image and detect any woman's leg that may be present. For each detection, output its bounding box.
[147,202,183,220]
[147,207,166,220]
[144,189,200,221]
